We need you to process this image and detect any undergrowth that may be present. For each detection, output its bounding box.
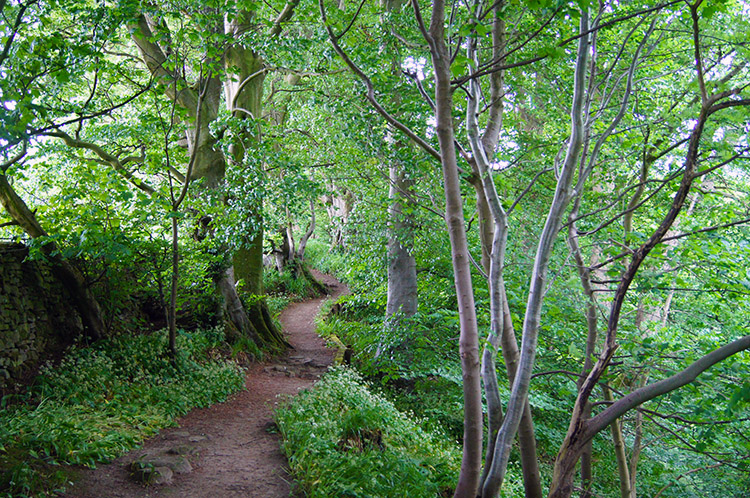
[264,264,322,316]
[315,299,467,441]
[303,239,349,283]
[0,328,245,498]
[274,367,460,498]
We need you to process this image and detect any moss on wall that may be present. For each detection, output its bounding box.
[0,243,83,389]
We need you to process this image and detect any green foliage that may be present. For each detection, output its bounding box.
[0,328,245,497]
[312,239,470,440]
[263,265,318,311]
[274,368,460,498]
[303,239,350,281]
[316,307,467,442]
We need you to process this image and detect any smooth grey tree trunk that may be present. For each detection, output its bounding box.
[385,162,418,321]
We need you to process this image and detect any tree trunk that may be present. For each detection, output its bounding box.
[233,229,288,349]
[499,296,543,498]
[296,198,316,260]
[215,267,263,346]
[423,2,483,495]
[604,386,632,498]
[385,161,418,321]
[130,14,275,349]
[465,1,543,494]
[549,438,587,498]
[222,12,289,350]
[325,185,352,251]
[471,161,542,498]
[468,173,494,273]
[482,10,589,497]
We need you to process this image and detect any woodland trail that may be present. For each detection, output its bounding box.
[66,271,348,498]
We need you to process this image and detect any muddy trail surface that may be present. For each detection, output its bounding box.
[66,271,347,498]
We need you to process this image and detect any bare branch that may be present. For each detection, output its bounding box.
[46,131,156,195]
[586,334,750,438]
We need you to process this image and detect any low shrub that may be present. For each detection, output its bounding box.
[303,239,349,282]
[0,328,245,497]
[263,263,324,316]
[274,368,459,498]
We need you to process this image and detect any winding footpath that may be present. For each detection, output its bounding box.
[66,271,347,498]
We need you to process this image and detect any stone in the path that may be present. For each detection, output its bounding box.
[130,463,174,485]
[129,452,193,485]
[167,445,195,456]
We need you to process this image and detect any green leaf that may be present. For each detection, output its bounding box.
[702,4,718,18]
[450,55,472,78]
[542,46,566,59]
[568,342,581,360]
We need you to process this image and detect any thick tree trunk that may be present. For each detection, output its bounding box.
[549,439,587,498]
[385,162,418,321]
[0,174,105,341]
[222,14,289,350]
[215,267,263,347]
[130,14,275,349]
[234,229,288,349]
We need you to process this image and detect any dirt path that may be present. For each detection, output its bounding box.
[66,271,347,498]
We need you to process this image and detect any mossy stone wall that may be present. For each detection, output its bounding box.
[0,243,83,388]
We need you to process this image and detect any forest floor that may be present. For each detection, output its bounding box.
[65,271,347,498]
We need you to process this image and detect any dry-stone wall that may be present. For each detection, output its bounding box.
[0,243,83,388]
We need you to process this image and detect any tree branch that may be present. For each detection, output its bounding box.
[0,0,37,67]
[586,335,750,438]
[269,0,302,37]
[1,141,27,173]
[319,0,441,161]
[46,131,156,195]
[129,14,199,115]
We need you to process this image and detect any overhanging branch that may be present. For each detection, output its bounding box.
[586,334,750,438]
